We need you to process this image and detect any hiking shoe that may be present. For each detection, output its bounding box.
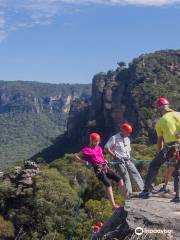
[112,204,120,210]
[170,196,180,203]
[159,185,170,193]
[139,190,152,199]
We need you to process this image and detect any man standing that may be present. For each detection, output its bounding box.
[139,97,180,203]
[104,123,144,198]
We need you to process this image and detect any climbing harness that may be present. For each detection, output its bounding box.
[94,162,109,173]
[163,142,180,165]
[173,142,180,159]
[175,146,180,160]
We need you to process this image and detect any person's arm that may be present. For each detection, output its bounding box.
[74,151,87,164]
[155,121,164,152]
[104,137,118,159]
[127,138,131,158]
[157,136,164,152]
[104,137,113,157]
[105,147,117,159]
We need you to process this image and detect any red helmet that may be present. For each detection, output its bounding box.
[121,123,133,134]
[93,222,103,233]
[90,133,100,142]
[156,97,169,108]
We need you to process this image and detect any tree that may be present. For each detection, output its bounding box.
[117,61,126,70]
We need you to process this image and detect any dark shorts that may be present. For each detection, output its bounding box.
[165,141,180,166]
[94,166,121,187]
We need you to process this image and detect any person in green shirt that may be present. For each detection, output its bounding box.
[139,97,180,203]
[156,103,180,194]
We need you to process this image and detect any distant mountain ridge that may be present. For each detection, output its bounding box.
[0,80,91,113]
[0,81,91,167]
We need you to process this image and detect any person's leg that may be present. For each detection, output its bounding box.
[96,170,117,206]
[172,161,180,202]
[126,159,144,191]
[115,162,131,198]
[117,179,127,200]
[143,150,166,192]
[106,168,127,199]
[106,186,116,206]
[159,165,174,193]
[139,149,167,198]
[164,165,175,187]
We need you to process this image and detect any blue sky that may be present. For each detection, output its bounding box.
[0,0,180,84]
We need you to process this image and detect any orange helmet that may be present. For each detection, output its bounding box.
[121,123,133,134]
[90,133,101,142]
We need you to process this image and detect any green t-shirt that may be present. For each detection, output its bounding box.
[155,111,180,143]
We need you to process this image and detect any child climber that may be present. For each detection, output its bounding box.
[74,132,127,210]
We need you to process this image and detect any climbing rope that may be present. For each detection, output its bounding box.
[108,158,151,166]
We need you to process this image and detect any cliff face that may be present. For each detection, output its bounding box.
[32,49,180,162]
[67,50,180,145]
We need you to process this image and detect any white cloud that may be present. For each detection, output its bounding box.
[117,0,180,6]
[0,0,180,41]
[61,0,180,6]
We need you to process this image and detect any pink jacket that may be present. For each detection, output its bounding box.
[82,145,106,166]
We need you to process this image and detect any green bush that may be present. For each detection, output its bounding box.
[0,215,14,238]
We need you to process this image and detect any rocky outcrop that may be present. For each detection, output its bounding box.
[92,183,180,240]
[3,161,39,197]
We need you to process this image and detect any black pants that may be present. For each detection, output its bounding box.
[144,143,180,197]
[94,167,121,187]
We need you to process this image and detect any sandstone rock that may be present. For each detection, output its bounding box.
[93,183,180,240]
[16,184,23,196]
[15,166,22,174]
[126,198,179,238]
[8,173,16,180]
[3,177,11,184]
[20,173,32,178]
[2,161,39,198]
[24,161,39,170]
[19,177,33,186]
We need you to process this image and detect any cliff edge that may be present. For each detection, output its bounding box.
[92,183,180,240]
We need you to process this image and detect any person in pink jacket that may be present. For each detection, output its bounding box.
[74,132,126,210]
